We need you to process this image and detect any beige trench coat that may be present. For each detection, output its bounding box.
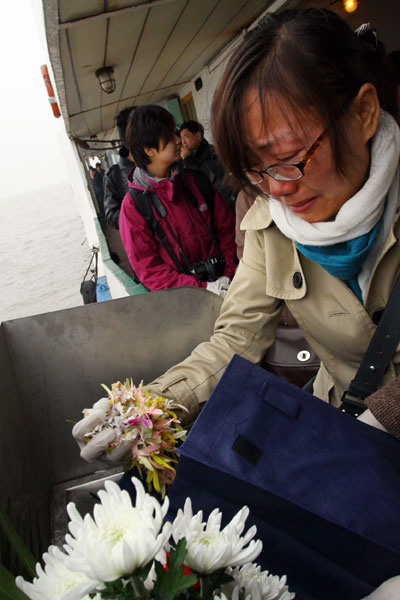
[150,193,400,423]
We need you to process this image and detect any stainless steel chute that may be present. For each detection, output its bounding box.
[0,288,221,568]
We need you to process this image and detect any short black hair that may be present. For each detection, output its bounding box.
[89,166,95,172]
[119,145,130,158]
[126,105,176,169]
[116,106,135,147]
[95,162,102,168]
[180,120,204,136]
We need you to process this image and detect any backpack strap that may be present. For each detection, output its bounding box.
[127,188,185,273]
[181,169,224,259]
[182,168,215,222]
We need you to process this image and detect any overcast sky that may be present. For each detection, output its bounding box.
[0,0,70,198]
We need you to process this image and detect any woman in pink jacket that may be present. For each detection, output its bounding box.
[119,105,237,294]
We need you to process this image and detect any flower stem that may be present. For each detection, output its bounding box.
[128,575,151,599]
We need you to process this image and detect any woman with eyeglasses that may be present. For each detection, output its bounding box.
[75,9,400,455]
[73,8,400,594]
[141,10,399,431]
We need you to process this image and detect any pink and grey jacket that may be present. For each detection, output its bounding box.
[119,166,238,291]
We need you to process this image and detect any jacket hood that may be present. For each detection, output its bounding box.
[129,166,153,190]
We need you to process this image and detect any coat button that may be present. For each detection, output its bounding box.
[293,272,303,289]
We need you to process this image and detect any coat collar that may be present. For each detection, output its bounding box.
[194,138,212,160]
[240,194,306,300]
[240,195,273,231]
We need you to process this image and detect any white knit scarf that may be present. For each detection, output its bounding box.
[268,110,400,246]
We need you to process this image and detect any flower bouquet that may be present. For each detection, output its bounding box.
[74,381,187,496]
[16,477,295,600]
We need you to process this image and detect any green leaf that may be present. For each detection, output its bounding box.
[153,540,198,600]
[152,455,174,470]
[101,383,113,397]
[96,579,126,598]
[126,575,151,599]
[96,575,152,599]
[198,568,234,599]
[138,455,154,471]
[0,506,37,578]
[134,561,153,582]
[0,563,30,599]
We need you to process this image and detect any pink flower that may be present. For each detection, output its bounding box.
[141,416,153,428]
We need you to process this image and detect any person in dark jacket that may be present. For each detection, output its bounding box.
[104,107,136,229]
[104,147,135,229]
[119,105,237,293]
[95,162,105,177]
[180,120,236,209]
[89,165,105,221]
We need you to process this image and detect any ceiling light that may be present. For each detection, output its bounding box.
[95,66,116,94]
[343,0,358,13]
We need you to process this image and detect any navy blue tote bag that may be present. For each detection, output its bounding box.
[167,355,400,600]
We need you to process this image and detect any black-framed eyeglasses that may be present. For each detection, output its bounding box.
[244,130,326,184]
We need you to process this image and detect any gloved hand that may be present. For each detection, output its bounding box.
[206,276,231,298]
[361,575,400,599]
[357,408,388,433]
[72,397,135,465]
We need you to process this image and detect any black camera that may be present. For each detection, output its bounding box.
[190,256,226,282]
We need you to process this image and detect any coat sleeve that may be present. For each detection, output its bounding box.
[366,377,400,440]
[119,193,207,291]
[146,228,283,424]
[104,166,124,229]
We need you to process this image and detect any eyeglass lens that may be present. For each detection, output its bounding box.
[246,164,303,184]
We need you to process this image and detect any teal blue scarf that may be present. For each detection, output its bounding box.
[296,218,382,302]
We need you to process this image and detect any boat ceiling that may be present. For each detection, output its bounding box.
[44,0,272,141]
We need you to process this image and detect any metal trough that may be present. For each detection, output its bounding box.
[0,288,221,569]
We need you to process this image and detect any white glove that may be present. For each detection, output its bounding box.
[72,397,134,465]
[361,576,400,599]
[357,409,387,433]
[206,276,231,298]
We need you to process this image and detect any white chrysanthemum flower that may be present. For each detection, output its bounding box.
[222,563,295,600]
[64,477,171,582]
[15,545,98,600]
[171,498,262,574]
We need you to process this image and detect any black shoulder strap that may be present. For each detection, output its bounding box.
[183,168,215,221]
[128,188,184,273]
[180,169,225,259]
[341,271,400,416]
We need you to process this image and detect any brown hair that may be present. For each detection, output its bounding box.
[211,8,393,197]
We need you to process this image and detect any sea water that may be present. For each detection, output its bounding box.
[0,182,92,322]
